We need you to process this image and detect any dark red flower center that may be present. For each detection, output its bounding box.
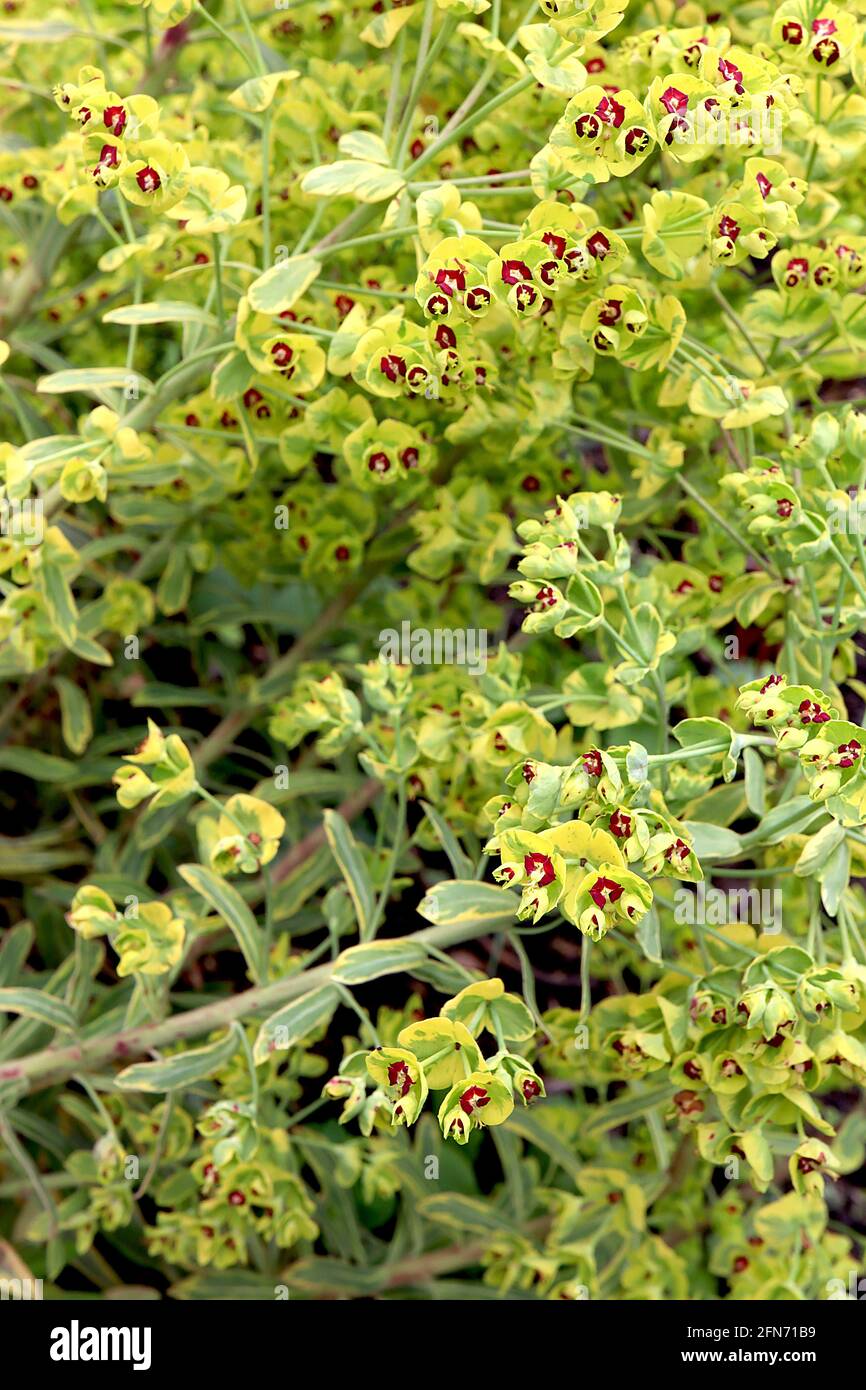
[524,852,556,887]
[104,104,126,136]
[135,165,161,194]
[388,1060,413,1097]
[609,809,632,838]
[660,86,688,116]
[460,1085,490,1115]
[589,876,623,909]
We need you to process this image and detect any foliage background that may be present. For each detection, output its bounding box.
[1,0,866,1301]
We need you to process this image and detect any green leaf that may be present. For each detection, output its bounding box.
[252,985,339,1064]
[743,745,766,816]
[169,1270,280,1300]
[819,839,850,916]
[38,560,78,646]
[681,821,743,861]
[37,368,152,397]
[583,1084,676,1138]
[417,878,516,928]
[332,938,428,985]
[509,1109,584,1181]
[284,1257,384,1296]
[115,1029,239,1093]
[102,302,218,327]
[0,987,76,1032]
[228,70,298,113]
[247,255,322,315]
[177,864,262,982]
[640,190,709,281]
[420,802,474,879]
[301,160,405,204]
[419,1192,519,1237]
[0,748,76,782]
[54,676,92,755]
[795,819,846,877]
[337,131,392,164]
[0,20,78,40]
[322,809,374,939]
[752,796,825,846]
[635,903,662,963]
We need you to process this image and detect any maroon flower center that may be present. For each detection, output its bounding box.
[501,259,532,286]
[776,498,793,518]
[524,852,556,887]
[664,838,691,862]
[380,353,406,382]
[589,876,623,909]
[595,94,625,128]
[104,104,126,136]
[782,21,803,44]
[271,341,293,368]
[466,285,491,312]
[435,266,465,296]
[427,292,450,317]
[718,58,744,91]
[400,446,419,469]
[799,699,829,724]
[624,127,650,156]
[542,231,567,259]
[368,451,391,474]
[135,165,161,194]
[522,1079,542,1102]
[660,86,688,115]
[434,323,457,350]
[837,739,862,768]
[586,230,611,259]
[583,748,603,777]
[575,112,601,140]
[387,1060,413,1098]
[718,215,740,242]
[514,283,537,311]
[609,809,632,838]
[459,1085,490,1116]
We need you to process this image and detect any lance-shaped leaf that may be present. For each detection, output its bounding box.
[0,987,77,1033]
[417,878,517,928]
[177,864,262,981]
[247,255,322,315]
[322,809,374,939]
[301,160,405,204]
[253,985,339,1064]
[332,938,427,985]
[115,1029,240,1093]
